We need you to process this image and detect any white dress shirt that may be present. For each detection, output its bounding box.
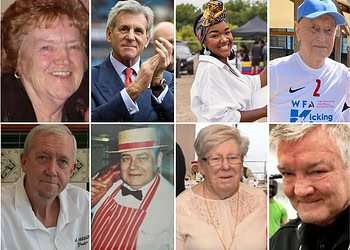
[191,55,261,122]
[92,175,174,250]
[1,176,89,250]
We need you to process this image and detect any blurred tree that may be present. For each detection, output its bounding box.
[176,1,266,31]
[176,25,201,52]
[254,1,267,22]
[225,0,267,27]
[176,0,267,52]
[176,4,201,31]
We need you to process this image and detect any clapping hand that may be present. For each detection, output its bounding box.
[126,54,160,100]
[151,37,173,85]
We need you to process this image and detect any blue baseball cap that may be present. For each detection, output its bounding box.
[297,0,346,25]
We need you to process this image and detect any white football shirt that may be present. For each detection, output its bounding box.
[270,52,350,122]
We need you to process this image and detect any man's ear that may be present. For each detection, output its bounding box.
[106,27,112,43]
[20,153,28,174]
[70,163,76,177]
[145,34,151,48]
[156,151,163,168]
[295,21,301,43]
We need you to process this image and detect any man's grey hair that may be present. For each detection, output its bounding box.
[106,0,154,35]
[270,124,350,168]
[194,124,249,160]
[23,124,77,162]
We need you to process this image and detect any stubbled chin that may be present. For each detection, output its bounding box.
[297,203,331,223]
[299,213,331,225]
[311,48,330,56]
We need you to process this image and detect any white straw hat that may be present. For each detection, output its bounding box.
[106,127,167,154]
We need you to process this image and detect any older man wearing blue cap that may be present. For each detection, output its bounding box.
[270,0,350,123]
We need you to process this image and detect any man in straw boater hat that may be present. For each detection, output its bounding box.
[91,127,173,250]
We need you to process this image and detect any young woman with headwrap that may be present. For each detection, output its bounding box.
[190,0,267,122]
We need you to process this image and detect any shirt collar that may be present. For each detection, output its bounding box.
[56,184,81,231]
[199,54,227,67]
[109,52,140,77]
[199,55,240,75]
[295,52,326,72]
[14,175,45,231]
[14,175,81,232]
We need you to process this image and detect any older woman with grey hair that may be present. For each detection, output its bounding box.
[177,124,267,250]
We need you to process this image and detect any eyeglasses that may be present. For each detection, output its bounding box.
[202,154,242,168]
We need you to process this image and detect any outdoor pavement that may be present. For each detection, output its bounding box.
[176,74,196,122]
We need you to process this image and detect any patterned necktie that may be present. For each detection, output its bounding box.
[124,67,133,87]
[121,185,143,201]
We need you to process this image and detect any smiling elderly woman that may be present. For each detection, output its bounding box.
[190,0,267,122]
[1,0,88,122]
[176,124,267,250]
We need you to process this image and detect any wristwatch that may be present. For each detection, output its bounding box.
[151,79,167,92]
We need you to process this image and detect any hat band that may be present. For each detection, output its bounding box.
[118,140,157,151]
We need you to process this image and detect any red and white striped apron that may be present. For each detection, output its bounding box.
[92,175,160,250]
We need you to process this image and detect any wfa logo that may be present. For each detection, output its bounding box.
[291,100,315,109]
[289,99,333,122]
[290,109,311,122]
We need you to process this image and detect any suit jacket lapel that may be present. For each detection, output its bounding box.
[96,57,124,101]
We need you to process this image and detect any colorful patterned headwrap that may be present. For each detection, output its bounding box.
[195,0,226,44]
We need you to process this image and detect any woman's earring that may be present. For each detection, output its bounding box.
[204,46,210,56]
[14,72,20,79]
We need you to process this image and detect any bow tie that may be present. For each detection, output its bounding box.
[121,185,143,201]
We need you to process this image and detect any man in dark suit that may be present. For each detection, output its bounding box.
[92,0,174,122]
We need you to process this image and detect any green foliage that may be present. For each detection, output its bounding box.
[225,0,267,27]
[176,1,267,30]
[176,4,201,31]
[176,24,202,53]
[175,0,267,53]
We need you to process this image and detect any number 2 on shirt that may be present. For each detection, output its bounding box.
[313,79,321,97]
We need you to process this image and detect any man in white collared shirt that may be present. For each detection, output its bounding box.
[91,0,174,122]
[1,125,89,250]
[91,127,174,250]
